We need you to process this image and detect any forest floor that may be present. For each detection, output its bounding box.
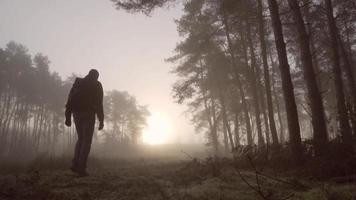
[1,158,356,200]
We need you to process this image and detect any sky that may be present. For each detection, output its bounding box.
[0,0,203,144]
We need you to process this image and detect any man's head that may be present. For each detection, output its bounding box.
[86,69,99,81]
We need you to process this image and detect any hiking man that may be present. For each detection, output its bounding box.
[65,69,104,176]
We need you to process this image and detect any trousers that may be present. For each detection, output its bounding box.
[72,111,95,171]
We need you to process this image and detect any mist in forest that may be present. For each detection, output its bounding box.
[1,0,356,199]
[0,0,207,162]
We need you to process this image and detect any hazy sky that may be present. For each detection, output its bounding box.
[0,0,202,144]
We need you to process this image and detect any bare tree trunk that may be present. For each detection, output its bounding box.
[35,106,46,152]
[234,111,240,146]
[338,33,356,136]
[9,101,21,155]
[270,55,286,143]
[303,0,323,89]
[218,89,234,151]
[221,11,253,146]
[32,106,39,148]
[0,91,6,132]
[257,0,279,146]
[241,86,253,146]
[0,89,11,154]
[210,98,220,154]
[199,61,219,155]
[246,22,265,148]
[287,0,329,156]
[324,0,354,154]
[1,90,13,138]
[222,121,229,153]
[342,18,356,79]
[261,100,270,144]
[268,0,304,164]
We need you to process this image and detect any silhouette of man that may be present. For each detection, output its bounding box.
[65,69,104,176]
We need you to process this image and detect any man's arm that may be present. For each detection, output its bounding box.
[97,82,104,130]
[65,78,79,126]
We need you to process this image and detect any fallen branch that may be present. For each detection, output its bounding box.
[233,155,308,200]
[234,169,270,200]
[247,155,309,191]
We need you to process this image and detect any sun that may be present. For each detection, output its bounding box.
[142,113,172,145]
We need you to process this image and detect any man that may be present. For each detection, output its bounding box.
[65,69,104,176]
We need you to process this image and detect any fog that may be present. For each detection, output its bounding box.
[1,0,356,199]
[0,0,202,148]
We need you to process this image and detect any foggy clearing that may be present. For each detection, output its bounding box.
[1,0,356,199]
[142,113,173,145]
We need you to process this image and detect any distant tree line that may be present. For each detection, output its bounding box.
[113,0,356,164]
[0,41,149,159]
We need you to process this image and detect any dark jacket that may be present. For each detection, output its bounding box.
[65,77,104,123]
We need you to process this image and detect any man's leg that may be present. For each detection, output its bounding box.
[72,112,84,171]
[77,112,95,174]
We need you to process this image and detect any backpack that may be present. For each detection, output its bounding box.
[69,78,96,111]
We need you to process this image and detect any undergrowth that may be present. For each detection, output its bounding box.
[0,154,355,200]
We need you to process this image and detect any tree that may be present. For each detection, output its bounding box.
[112,0,173,14]
[286,0,329,156]
[111,0,356,161]
[267,0,303,164]
[0,41,150,159]
[257,0,279,146]
[104,90,149,144]
[324,0,354,154]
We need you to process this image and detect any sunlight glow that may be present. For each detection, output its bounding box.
[142,113,173,145]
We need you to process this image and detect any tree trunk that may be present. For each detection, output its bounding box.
[222,121,229,153]
[210,98,220,154]
[324,0,354,154]
[199,61,219,155]
[338,33,356,136]
[234,111,240,146]
[257,0,279,146]
[218,89,235,151]
[287,0,329,156]
[271,56,286,143]
[246,22,265,148]
[268,0,304,164]
[221,11,253,146]
[241,86,253,146]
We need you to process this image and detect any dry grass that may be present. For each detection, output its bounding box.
[0,157,356,200]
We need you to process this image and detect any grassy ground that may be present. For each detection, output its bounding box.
[1,158,356,200]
